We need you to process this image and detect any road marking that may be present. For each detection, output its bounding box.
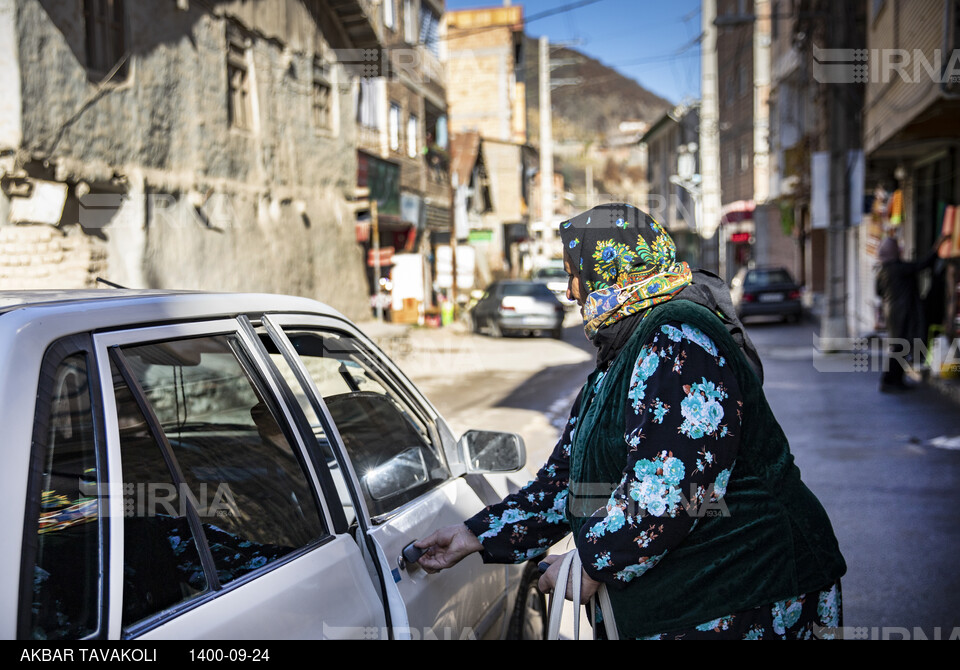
[545,388,582,431]
[929,436,960,451]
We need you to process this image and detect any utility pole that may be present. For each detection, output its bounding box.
[539,36,554,242]
[820,0,864,342]
[371,200,382,323]
[699,0,723,278]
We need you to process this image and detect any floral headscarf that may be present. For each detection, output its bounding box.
[559,203,693,340]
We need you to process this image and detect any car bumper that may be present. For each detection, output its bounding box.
[497,314,564,332]
[738,300,803,318]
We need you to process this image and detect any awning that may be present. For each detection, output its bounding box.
[720,200,755,225]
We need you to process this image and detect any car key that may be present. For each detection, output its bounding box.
[399,540,425,571]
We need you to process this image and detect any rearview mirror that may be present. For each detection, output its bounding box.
[362,447,430,501]
[459,430,525,473]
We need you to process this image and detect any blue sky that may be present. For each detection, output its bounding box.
[444,0,703,104]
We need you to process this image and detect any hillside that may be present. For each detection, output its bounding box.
[525,37,673,144]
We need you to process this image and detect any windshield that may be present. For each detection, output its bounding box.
[745,269,795,286]
[501,283,556,298]
[532,268,567,281]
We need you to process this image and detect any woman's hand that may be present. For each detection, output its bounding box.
[415,524,483,574]
[537,551,601,602]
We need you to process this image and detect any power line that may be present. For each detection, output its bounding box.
[442,0,608,41]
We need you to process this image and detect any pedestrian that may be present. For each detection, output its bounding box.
[874,235,944,392]
[415,203,846,639]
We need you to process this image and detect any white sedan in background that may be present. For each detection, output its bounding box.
[1,290,544,640]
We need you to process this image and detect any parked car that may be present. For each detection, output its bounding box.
[531,265,575,309]
[730,266,804,322]
[2,290,544,640]
[469,281,566,339]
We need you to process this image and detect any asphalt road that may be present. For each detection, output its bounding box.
[395,312,960,639]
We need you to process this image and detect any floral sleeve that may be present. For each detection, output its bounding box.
[462,388,583,564]
[577,321,742,587]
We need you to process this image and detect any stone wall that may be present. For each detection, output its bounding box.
[0,223,106,289]
[2,0,371,320]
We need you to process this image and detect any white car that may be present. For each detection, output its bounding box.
[1,290,544,640]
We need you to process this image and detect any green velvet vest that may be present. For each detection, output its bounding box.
[568,300,846,638]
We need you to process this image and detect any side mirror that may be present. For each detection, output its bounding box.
[459,430,526,474]
[363,447,430,501]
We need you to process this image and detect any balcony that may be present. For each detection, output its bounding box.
[326,0,382,49]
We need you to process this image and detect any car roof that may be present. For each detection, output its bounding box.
[0,289,347,328]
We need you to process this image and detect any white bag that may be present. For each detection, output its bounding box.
[546,551,619,640]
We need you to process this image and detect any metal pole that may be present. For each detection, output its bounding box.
[540,36,554,238]
[450,174,458,310]
[372,200,382,323]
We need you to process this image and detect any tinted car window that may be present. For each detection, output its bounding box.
[116,336,327,588]
[265,344,357,527]
[26,351,100,640]
[532,268,567,281]
[111,365,209,629]
[744,269,795,286]
[282,330,449,518]
[501,283,555,298]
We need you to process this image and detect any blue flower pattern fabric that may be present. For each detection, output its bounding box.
[464,321,840,638]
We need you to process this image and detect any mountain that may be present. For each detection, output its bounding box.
[524,37,673,144]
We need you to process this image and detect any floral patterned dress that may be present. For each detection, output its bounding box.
[463,321,841,639]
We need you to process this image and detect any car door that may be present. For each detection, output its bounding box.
[260,313,512,640]
[91,319,386,639]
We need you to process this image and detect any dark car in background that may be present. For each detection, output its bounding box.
[730,266,804,323]
[470,281,566,339]
[531,265,576,310]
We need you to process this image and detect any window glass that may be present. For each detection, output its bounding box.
[407,114,419,158]
[501,282,555,298]
[83,0,127,77]
[28,352,100,640]
[384,0,396,29]
[264,341,357,527]
[111,365,209,629]
[389,103,402,152]
[745,269,795,286]
[118,335,326,584]
[282,330,449,518]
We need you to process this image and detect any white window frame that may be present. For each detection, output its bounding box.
[389,102,402,153]
[403,0,417,44]
[384,0,396,31]
[407,114,419,158]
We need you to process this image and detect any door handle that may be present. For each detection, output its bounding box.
[398,540,424,572]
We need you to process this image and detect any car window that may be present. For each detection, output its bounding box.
[110,334,328,626]
[533,268,566,281]
[263,341,357,528]
[111,365,210,630]
[280,329,450,519]
[744,269,794,286]
[25,350,101,640]
[501,283,554,298]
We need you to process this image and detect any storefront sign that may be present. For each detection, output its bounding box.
[367,246,395,267]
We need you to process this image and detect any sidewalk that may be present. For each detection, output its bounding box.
[803,296,960,408]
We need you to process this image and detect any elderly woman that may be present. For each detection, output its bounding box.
[416,204,845,639]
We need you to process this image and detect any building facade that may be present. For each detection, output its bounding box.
[353,0,450,322]
[445,5,533,284]
[862,0,960,340]
[641,102,703,267]
[0,0,382,321]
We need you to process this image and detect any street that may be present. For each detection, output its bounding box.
[372,311,960,638]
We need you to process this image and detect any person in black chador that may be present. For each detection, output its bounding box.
[875,235,946,392]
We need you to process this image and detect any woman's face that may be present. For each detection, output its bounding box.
[564,254,586,308]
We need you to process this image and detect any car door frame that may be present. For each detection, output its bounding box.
[260,313,512,639]
[92,317,386,639]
